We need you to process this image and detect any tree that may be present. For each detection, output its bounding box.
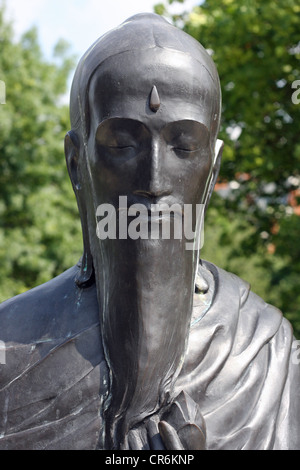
[0,5,82,301]
[155,0,300,337]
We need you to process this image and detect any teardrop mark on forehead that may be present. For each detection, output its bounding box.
[149,85,161,112]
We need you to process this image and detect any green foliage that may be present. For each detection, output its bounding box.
[0,5,82,301]
[158,0,300,337]
[154,4,167,16]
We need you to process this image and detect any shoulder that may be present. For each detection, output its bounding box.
[0,264,99,345]
[0,267,105,450]
[203,260,292,344]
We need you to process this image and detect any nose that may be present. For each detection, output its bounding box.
[138,137,172,199]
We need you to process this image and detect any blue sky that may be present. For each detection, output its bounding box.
[5,0,200,60]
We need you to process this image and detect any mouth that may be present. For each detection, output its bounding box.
[117,202,183,223]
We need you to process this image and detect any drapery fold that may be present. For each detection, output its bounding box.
[177,261,300,450]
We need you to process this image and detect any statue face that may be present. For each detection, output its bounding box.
[86,48,218,214]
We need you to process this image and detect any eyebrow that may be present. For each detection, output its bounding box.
[163,119,209,134]
[96,117,145,130]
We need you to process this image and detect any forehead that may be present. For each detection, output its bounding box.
[88,48,218,131]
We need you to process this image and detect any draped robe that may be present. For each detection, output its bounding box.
[0,261,299,449]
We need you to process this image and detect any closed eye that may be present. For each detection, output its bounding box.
[95,117,150,153]
[172,146,201,152]
[107,145,134,149]
[162,119,210,156]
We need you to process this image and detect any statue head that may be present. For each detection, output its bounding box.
[65,12,222,286]
[65,13,223,448]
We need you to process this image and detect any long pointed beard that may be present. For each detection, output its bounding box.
[91,233,197,449]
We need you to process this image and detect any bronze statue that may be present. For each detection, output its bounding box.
[0,13,299,450]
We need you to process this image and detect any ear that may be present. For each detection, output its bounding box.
[64,131,94,288]
[203,139,224,211]
[65,130,81,191]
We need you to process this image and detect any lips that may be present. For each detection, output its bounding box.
[117,204,182,225]
[118,195,183,218]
